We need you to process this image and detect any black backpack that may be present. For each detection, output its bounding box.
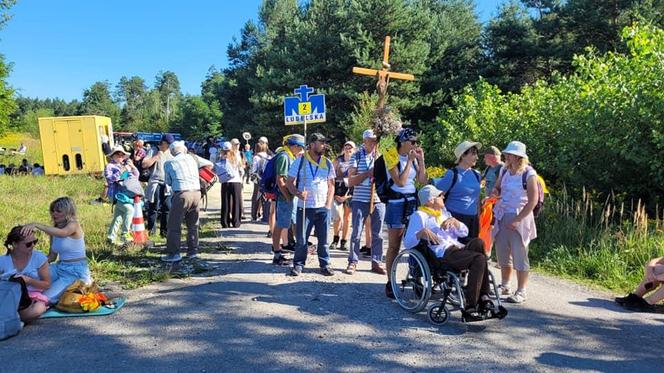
[374,156,413,203]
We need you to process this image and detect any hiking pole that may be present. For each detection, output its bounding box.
[302,116,307,233]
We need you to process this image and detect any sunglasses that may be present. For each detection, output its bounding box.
[24,239,38,248]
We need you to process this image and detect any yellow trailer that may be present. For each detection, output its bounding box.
[38,115,114,175]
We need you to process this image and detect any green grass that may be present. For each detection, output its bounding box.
[0,132,43,166]
[530,189,664,293]
[0,173,180,288]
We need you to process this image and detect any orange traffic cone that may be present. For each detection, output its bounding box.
[132,195,148,245]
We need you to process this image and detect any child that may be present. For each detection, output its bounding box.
[104,146,139,245]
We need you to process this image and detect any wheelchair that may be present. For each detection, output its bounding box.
[390,241,507,325]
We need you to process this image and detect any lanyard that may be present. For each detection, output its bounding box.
[308,160,320,180]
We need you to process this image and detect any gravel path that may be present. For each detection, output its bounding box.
[2,183,663,372]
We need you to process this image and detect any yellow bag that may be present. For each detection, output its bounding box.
[54,280,99,313]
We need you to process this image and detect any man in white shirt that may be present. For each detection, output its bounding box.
[403,185,494,321]
[286,133,336,276]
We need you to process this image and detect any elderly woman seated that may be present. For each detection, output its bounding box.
[403,185,494,322]
[615,257,664,312]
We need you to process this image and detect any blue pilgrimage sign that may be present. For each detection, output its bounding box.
[284,85,326,126]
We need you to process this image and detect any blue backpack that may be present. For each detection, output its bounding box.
[259,152,285,200]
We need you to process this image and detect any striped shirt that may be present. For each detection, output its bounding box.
[164,152,200,192]
[350,146,378,203]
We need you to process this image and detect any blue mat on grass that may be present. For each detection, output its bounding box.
[40,298,126,318]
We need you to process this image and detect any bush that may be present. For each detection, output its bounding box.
[424,24,664,209]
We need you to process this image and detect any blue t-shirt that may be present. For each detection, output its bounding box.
[435,167,481,215]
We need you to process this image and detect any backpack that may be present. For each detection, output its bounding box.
[0,280,23,340]
[137,160,153,182]
[115,172,144,203]
[375,154,420,203]
[444,167,481,200]
[259,152,287,200]
[198,167,218,196]
[500,166,545,217]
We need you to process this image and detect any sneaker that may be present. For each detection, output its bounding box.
[330,240,338,251]
[273,253,292,266]
[307,242,316,255]
[345,263,357,275]
[281,244,295,252]
[320,266,336,276]
[161,254,182,263]
[360,245,371,255]
[497,285,512,296]
[371,262,387,275]
[385,281,395,299]
[624,296,656,312]
[290,265,303,276]
[462,306,484,323]
[338,240,348,251]
[266,231,272,238]
[507,290,527,303]
[615,293,640,305]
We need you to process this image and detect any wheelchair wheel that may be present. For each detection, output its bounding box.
[427,304,449,325]
[391,249,431,313]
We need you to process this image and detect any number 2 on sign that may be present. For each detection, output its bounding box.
[298,102,312,115]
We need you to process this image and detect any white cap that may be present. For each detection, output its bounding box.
[344,140,356,148]
[221,141,232,151]
[258,136,268,144]
[362,129,377,139]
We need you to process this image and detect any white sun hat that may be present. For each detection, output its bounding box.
[502,141,528,159]
[454,140,482,162]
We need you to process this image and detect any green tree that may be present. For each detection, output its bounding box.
[115,76,148,131]
[81,81,120,127]
[484,1,542,92]
[172,95,222,140]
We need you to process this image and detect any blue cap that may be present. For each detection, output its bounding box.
[161,133,175,144]
[286,134,305,147]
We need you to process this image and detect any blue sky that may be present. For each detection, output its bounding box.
[2,0,505,101]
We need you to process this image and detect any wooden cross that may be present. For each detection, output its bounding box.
[352,36,415,109]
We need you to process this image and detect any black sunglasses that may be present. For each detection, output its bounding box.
[24,239,38,248]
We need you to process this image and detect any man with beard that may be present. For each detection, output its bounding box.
[287,133,336,276]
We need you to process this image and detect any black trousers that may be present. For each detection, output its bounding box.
[450,211,480,245]
[146,183,169,236]
[440,238,489,308]
[221,182,242,228]
[251,183,262,221]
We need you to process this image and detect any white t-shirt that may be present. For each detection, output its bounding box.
[388,154,418,195]
[288,156,336,208]
[0,251,48,292]
[499,167,537,214]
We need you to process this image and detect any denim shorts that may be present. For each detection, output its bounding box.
[276,198,295,229]
[384,196,417,229]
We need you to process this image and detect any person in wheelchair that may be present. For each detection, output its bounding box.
[403,185,502,322]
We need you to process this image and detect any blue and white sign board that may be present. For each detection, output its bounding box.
[284,85,326,126]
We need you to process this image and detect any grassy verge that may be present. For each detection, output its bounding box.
[0,132,44,166]
[530,189,664,293]
[0,174,184,288]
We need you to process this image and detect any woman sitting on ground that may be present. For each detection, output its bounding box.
[1,226,51,322]
[21,196,92,304]
[615,257,664,312]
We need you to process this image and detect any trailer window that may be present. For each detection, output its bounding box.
[75,154,83,170]
[62,155,70,171]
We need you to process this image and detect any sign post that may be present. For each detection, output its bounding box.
[284,85,326,237]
